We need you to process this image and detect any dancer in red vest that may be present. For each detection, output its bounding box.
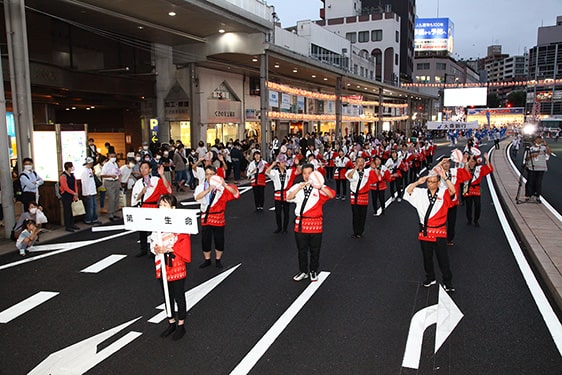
[333,149,352,200]
[131,162,172,257]
[369,156,391,216]
[346,156,375,238]
[404,169,456,292]
[246,150,268,212]
[266,154,298,234]
[456,153,493,227]
[194,166,240,269]
[287,163,335,282]
[150,194,191,340]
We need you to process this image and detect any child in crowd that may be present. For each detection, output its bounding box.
[150,194,191,340]
[16,219,40,256]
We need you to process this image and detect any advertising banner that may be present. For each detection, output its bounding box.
[414,18,454,53]
[426,121,479,130]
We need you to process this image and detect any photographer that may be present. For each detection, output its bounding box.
[525,135,552,203]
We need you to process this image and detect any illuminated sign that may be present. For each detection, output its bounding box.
[414,18,454,53]
[150,118,159,144]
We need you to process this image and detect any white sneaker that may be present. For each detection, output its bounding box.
[293,272,309,282]
[310,271,318,282]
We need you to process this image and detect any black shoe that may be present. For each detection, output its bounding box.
[423,279,436,288]
[199,259,212,268]
[474,221,480,227]
[160,322,176,338]
[71,225,80,230]
[65,228,75,232]
[172,324,185,340]
[215,259,224,269]
[273,228,282,234]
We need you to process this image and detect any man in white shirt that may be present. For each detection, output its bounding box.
[100,152,121,221]
[80,157,99,224]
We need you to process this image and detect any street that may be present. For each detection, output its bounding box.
[1,144,561,374]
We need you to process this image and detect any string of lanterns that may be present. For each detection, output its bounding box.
[267,82,408,109]
[267,111,409,122]
[402,78,562,88]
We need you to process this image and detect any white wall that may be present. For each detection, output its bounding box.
[274,27,310,55]
[324,0,361,19]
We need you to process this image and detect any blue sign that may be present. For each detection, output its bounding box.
[414,18,454,52]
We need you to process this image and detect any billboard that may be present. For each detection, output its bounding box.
[444,87,487,107]
[414,18,454,53]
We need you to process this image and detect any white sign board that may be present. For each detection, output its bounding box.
[33,132,58,181]
[122,207,199,234]
[426,121,479,130]
[443,87,487,107]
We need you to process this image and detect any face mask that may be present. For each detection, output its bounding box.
[129,163,135,168]
[24,165,33,171]
[144,158,150,162]
[169,147,175,152]
[71,167,75,172]
[191,151,196,156]
[155,155,161,160]
[143,146,149,150]
[135,157,141,162]
[29,208,37,214]
[163,152,169,157]
[110,157,117,163]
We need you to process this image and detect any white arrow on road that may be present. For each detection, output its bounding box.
[148,263,242,323]
[28,317,142,374]
[402,286,464,369]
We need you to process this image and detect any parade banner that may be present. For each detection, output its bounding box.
[426,121,479,130]
[122,207,199,234]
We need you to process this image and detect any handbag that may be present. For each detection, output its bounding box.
[94,174,103,188]
[71,200,86,216]
[35,209,48,224]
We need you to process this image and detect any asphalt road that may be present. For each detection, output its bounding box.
[1,142,561,374]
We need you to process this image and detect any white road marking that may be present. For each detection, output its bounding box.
[180,201,200,206]
[230,271,330,375]
[91,225,126,232]
[505,144,562,223]
[238,186,253,195]
[28,317,142,374]
[148,264,242,323]
[0,291,59,323]
[402,286,463,369]
[80,254,127,273]
[0,231,134,271]
[487,172,562,355]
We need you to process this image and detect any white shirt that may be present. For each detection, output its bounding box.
[80,167,97,196]
[101,160,120,181]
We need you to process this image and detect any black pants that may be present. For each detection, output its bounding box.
[326,166,334,180]
[420,238,452,284]
[335,179,347,196]
[274,200,290,231]
[61,195,74,229]
[202,225,225,252]
[160,278,186,321]
[351,204,368,236]
[390,178,403,198]
[447,205,458,242]
[295,232,322,273]
[465,195,481,223]
[252,185,265,209]
[21,192,37,211]
[138,231,150,254]
[371,189,386,214]
[525,170,545,197]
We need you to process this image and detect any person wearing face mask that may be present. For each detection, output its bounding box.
[172,145,188,192]
[120,159,137,191]
[81,157,100,225]
[87,138,99,162]
[456,153,493,227]
[12,201,46,240]
[19,158,44,211]
[59,162,80,232]
[100,152,121,221]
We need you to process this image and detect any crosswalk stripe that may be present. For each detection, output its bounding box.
[0,291,59,323]
[80,254,127,273]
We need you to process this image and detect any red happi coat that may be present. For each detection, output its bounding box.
[248,160,268,186]
[457,164,494,197]
[287,184,335,233]
[323,150,336,167]
[444,167,470,206]
[267,167,298,201]
[131,176,172,208]
[334,156,353,180]
[154,233,191,281]
[196,184,240,226]
[404,187,455,242]
[347,168,375,206]
[370,167,390,191]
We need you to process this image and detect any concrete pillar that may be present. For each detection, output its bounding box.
[4,0,34,167]
[335,77,342,142]
[259,54,269,156]
[0,56,16,237]
[189,63,201,148]
[153,43,176,145]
